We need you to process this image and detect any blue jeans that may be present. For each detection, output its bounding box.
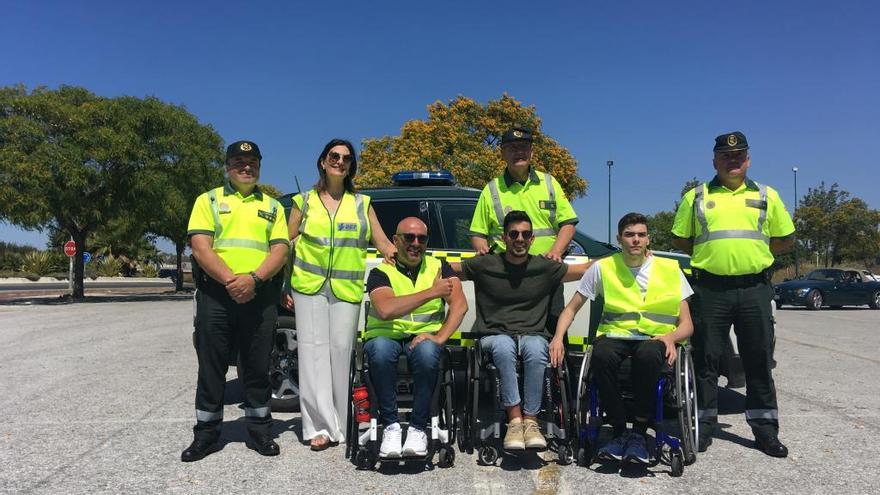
[480,335,549,417]
[363,336,443,430]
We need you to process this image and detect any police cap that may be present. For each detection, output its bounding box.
[226,140,262,160]
[501,127,534,145]
[713,131,749,153]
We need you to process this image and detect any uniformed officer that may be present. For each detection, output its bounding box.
[672,131,795,458]
[182,140,290,462]
[469,127,579,262]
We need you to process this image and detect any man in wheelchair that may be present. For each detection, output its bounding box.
[363,217,467,459]
[452,210,590,452]
[552,212,693,464]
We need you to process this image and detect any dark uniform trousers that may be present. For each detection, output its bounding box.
[691,274,778,439]
[591,337,666,424]
[193,278,277,440]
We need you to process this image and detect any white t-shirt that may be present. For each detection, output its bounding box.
[576,256,694,302]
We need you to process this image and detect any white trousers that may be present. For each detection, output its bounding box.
[293,286,361,442]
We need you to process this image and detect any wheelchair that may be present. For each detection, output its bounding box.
[574,333,699,477]
[459,335,577,466]
[344,305,466,470]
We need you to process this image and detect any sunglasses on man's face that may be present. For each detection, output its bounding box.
[396,233,429,244]
[326,151,353,165]
[506,230,533,240]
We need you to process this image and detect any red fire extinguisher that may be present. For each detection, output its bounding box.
[352,385,370,423]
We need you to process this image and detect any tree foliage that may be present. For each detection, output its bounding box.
[358,94,587,198]
[0,85,224,296]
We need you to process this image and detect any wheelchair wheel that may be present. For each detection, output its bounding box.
[469,346,482,454]
[440,363,456,447]
[670,449,684,477]
[557,443,573,465]
[478,445,499,466]
[355,449,376,470]
[345,347,358,460]
[574,347,593,428]
[675,346,698,465]
[437,445,455,468]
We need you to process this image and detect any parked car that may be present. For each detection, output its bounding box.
[774,268,880,310]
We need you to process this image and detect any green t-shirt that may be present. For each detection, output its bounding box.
[462,254,568,336]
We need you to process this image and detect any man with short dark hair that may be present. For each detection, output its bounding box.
[553,212,693,464]
[453,210,590,451]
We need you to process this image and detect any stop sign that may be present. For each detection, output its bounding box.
[64,240,76,257]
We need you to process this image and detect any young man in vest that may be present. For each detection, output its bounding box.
[364,217,467,458]
[552,212,694,464]
[453,210,591,452]
[183,140,289,461]
[672,131,794,458]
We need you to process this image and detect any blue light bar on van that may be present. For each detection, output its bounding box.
[391,170,455,186]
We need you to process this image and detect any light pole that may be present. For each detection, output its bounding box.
[792,166,799,277]
[607,160,613,244]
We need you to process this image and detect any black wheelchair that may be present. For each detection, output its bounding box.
[574,333,699,477]
[458,335,577,466]
[344,305,466,470]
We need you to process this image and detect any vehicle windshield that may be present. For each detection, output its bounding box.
[806,270,840,281]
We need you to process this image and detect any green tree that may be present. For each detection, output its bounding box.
[359,94,587,198]
[0,85,224,296]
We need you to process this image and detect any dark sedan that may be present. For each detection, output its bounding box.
[774,268,880,310]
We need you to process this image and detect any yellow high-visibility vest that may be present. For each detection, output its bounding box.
[290,189,371,303]
[597,253,681,339]
[364,256,444,340]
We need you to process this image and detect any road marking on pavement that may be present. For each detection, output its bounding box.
[776,335,880,364]
[532,451,562,495]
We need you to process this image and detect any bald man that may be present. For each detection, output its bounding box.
[363,217,468,458]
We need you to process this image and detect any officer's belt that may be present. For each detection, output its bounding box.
[691,268,770,288]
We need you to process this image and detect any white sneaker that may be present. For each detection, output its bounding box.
[379,423,402,458]
[402,427,428,457]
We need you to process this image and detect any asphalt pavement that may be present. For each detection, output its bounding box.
[1,300,878,494]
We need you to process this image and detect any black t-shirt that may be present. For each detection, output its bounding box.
[462,254,567,336]
[366,258,456,293]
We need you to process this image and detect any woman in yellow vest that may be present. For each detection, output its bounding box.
[281,139,395,451]
[552,213,694,465]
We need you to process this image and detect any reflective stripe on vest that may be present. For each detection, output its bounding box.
[485,172,560,253]
[364,256,445,340]
[693,182,769,245]
[597,253,681,339]
[291,190,371,303]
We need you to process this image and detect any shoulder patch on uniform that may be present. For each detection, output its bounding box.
[257,209,277,222]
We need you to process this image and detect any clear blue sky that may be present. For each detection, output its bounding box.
[3,0,878,250]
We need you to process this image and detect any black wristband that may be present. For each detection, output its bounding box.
[250,272,264,288]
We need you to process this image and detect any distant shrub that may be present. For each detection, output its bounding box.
[139,264,158,278]
[20,251,59,276]
[96,255,123,277]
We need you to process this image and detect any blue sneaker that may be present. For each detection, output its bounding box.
[597,434,628,461]
[623,434,651,464]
